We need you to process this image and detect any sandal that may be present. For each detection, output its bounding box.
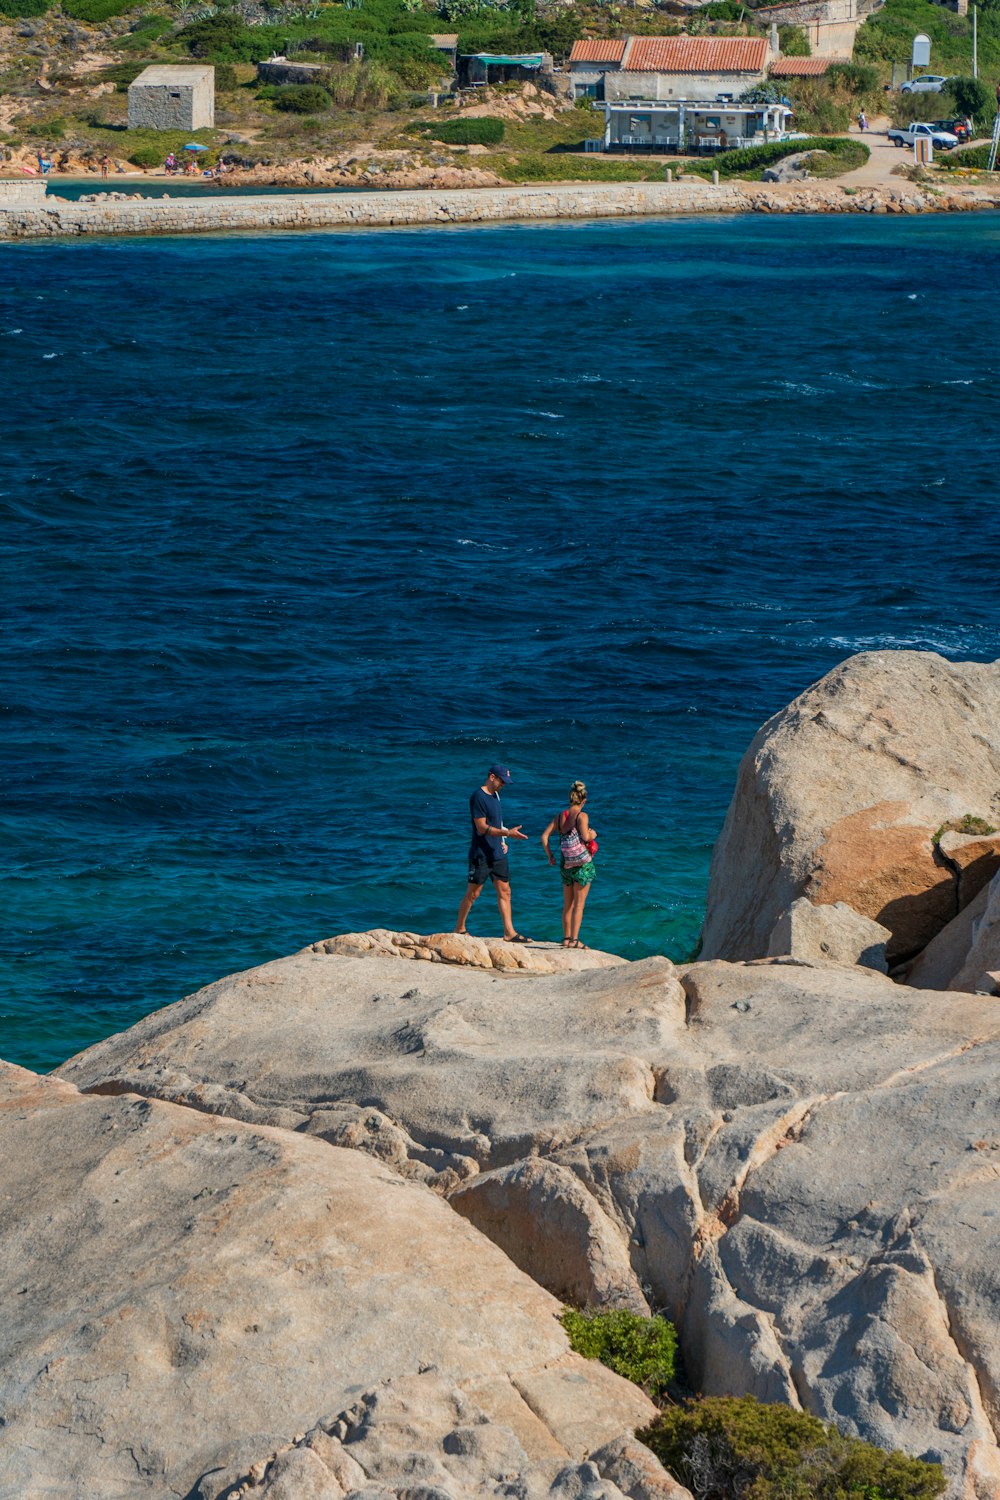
[508,933,534,944]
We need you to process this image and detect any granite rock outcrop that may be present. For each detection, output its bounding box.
[699,651,1000,966]
[0,1061,659,1500]
[311,927,625,974]
[58,945,1000,1497]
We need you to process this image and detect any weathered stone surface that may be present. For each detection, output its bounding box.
[701,652,1000,964]
[588,1434,694,1499]
[766,896,891,971]
[905,881,991,991]
[938,831,1000,909]
[59,946,1000,1496]
[58,951,677,1170]
[311,928,625,974]
[950,869,1000,994]
[0,1063,654,1500]
[450,1157,651,1314]
[219,1371,687,1500]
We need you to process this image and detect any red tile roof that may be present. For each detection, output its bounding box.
[623,35,770,74]
[569,39,627,63]
[770,56,832,75]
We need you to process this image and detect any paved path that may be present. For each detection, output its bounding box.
[838,116,908,186]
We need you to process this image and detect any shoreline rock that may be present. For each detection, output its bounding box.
[700,651,1000,966]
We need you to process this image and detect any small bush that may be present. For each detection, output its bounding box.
[0,0,50,14]
[934,142,991,169]
[560,1308,677,1402]
[826,62,881,96]
[214,62,238,93]
[933,814,998,838]
[949,74,995,124]
[710,135,867,178]
[128,143,163,168]
[777,23,811,56]
[62,0,132,20]
[641,1395,947,1500]
[262,83,332,114]
[433,115,505,145]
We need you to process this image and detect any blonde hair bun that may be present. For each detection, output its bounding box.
[568,780,587,805]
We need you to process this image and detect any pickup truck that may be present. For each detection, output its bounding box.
[886,121,959,149]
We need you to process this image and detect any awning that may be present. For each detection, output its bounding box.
[467,53,543,68]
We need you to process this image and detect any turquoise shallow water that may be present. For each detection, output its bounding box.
[3,211,1000,1072]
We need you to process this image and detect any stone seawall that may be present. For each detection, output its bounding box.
[1,179,997,241]
[0,181,742,240]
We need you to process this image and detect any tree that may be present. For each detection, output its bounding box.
[949,74,995,123]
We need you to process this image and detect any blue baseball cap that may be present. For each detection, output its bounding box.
[489,764,512,784]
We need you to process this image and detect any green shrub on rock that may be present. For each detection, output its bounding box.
[640,1395,947,1500]
[560,1308,677,1402]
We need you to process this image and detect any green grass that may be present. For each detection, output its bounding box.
[79,123,222,166]
[493,152,667,183]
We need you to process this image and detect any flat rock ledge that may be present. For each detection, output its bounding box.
[58,944,1000,1499]
[309,927,625,974]
[1,180,998,242]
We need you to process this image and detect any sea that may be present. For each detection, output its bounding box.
[3,210,1000,1074]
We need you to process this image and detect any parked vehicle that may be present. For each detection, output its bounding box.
[886,121,959,149]
[931,117,971,143]
[900,74,949,94]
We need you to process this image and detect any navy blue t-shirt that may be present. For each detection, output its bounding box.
[469,786,504,858]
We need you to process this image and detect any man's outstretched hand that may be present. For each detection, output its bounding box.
[506,825,529,841]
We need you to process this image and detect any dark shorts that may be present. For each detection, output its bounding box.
[468,851,511,887]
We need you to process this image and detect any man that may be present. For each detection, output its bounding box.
[455,764,530,942]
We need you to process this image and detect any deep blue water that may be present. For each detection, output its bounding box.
[4,211,1000,1073]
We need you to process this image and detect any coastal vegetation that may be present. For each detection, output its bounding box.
[641,1396,947,1500]
[0,0,981,187]
[561,1309,946,1499]
[559,1306,678,1402]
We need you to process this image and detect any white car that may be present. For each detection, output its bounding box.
[900,75,949,94]
[886,121,959,149]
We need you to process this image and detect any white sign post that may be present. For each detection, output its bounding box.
[912,33,931,69]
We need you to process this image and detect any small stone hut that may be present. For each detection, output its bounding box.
[128,65,215,131]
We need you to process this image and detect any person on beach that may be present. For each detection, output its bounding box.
[100,154,110,180]
[541,780,596,950]
[455,764,531,943]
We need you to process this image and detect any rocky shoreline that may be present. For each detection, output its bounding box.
[1,177,999,241]
[4,650,1000,1499]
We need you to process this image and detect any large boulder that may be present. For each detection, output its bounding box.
[0,1062,657,1500]
[949,868,1000,994]
[58,945,1000,1497]
[699,652,1000,965]
[765,896,891,971]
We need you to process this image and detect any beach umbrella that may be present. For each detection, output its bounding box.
[184,142,209,152]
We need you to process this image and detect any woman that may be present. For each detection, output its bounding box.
[541,780,596,949]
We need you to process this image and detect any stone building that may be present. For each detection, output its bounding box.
[127,65,215,131]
